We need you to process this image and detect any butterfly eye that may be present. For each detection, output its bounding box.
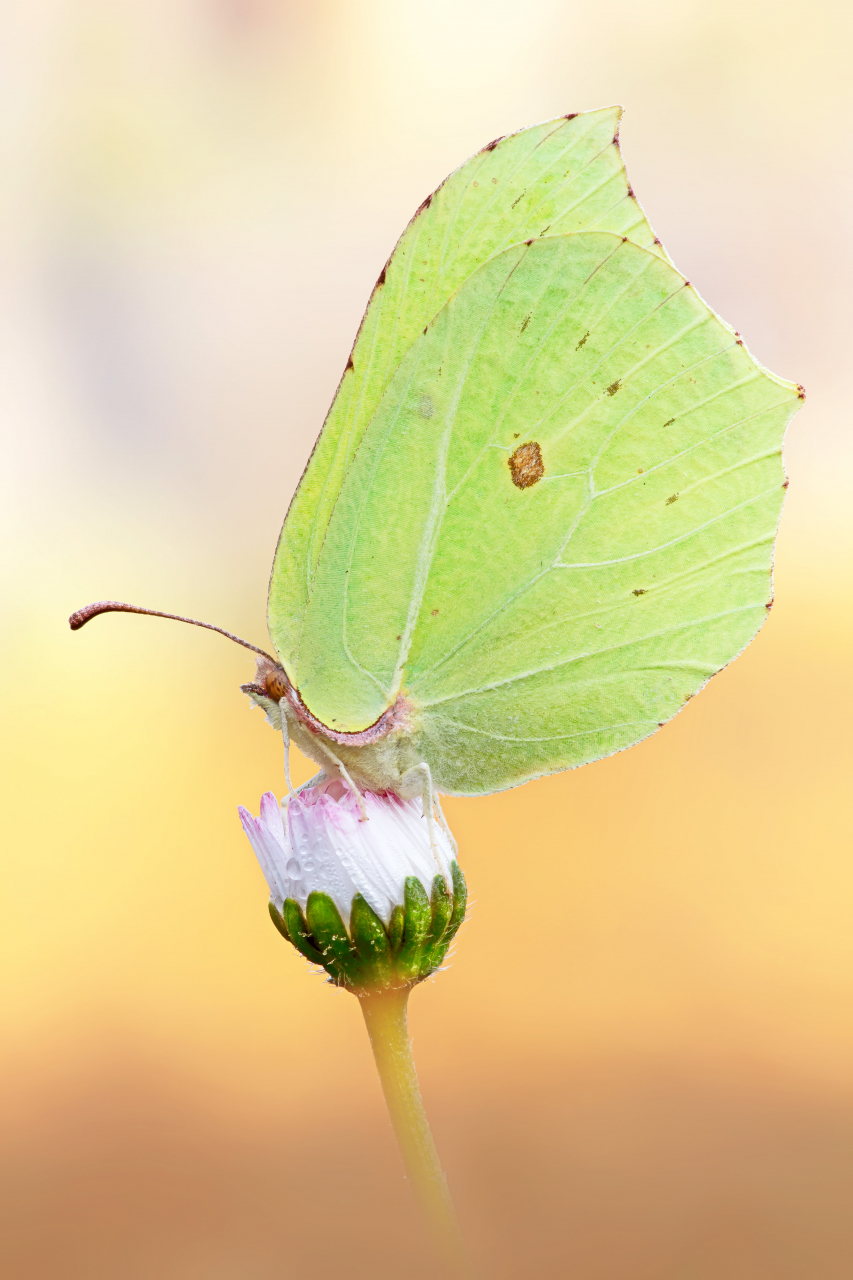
[264,667,290,701]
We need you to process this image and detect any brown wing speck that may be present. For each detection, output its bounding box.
[508,442,545,489]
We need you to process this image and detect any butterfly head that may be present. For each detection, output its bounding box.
[262,664,290,702]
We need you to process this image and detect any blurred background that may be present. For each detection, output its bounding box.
[1,1,852,1276]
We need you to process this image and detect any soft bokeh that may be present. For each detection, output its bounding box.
[2,2,852,1276]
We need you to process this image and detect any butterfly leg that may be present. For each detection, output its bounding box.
[432,791,458,858]
[277,700,295,797]
[311,737,368,821]
[405,761,443,856]
[279,770,327,825]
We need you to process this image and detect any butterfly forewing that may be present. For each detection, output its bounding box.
[281,230,800,792]
[268,107,666,671]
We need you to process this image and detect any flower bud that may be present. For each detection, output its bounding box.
[238,778,467,992]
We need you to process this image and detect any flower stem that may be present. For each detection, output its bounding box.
[358,985,472,1277]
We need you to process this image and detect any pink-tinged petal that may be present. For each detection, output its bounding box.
[242,780,458,929]
[239,801,288,905]
[238,805,262,843]
[259,791,285,845]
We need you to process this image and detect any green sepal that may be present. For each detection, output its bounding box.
[397,876,431,980]
[270,864,468,991]
[419,874,453,977]
[306,892,357,983]
[425,935,453,974]
[350,893,392,985]
[388,903,405,954]
[282,898,325,967]
[428,874,453,944]
[449,861,467,934]
[420,863,467,978]
[268,901,291,942]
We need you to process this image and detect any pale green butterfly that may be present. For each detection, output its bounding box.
[72,107,803,813]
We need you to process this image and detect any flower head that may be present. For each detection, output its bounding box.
[239,778,466,991]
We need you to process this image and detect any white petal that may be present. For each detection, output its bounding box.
[259,790,285,842]
[329,790,455,924]
[287,793,361,924]
[238,805,288,907]
[241,780,458,929]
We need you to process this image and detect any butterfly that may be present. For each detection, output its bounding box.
[71,107,803,816]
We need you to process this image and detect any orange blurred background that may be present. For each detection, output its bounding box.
[2,2,852,1276]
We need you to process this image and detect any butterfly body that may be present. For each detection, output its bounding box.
[245,657,425,795]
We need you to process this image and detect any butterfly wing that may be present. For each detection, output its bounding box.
[269,107,665,666]
[278,231,801,793]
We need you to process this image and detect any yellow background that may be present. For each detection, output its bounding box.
[2,2,851,1276]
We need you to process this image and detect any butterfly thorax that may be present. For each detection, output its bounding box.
[242,657,423,797]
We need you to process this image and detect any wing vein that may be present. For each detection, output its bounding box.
[559,484,780,568]
[420,603,761,708]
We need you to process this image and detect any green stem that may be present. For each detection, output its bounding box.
[359,985,472,1277]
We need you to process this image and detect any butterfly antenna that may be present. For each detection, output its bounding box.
[68,600,276,663]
